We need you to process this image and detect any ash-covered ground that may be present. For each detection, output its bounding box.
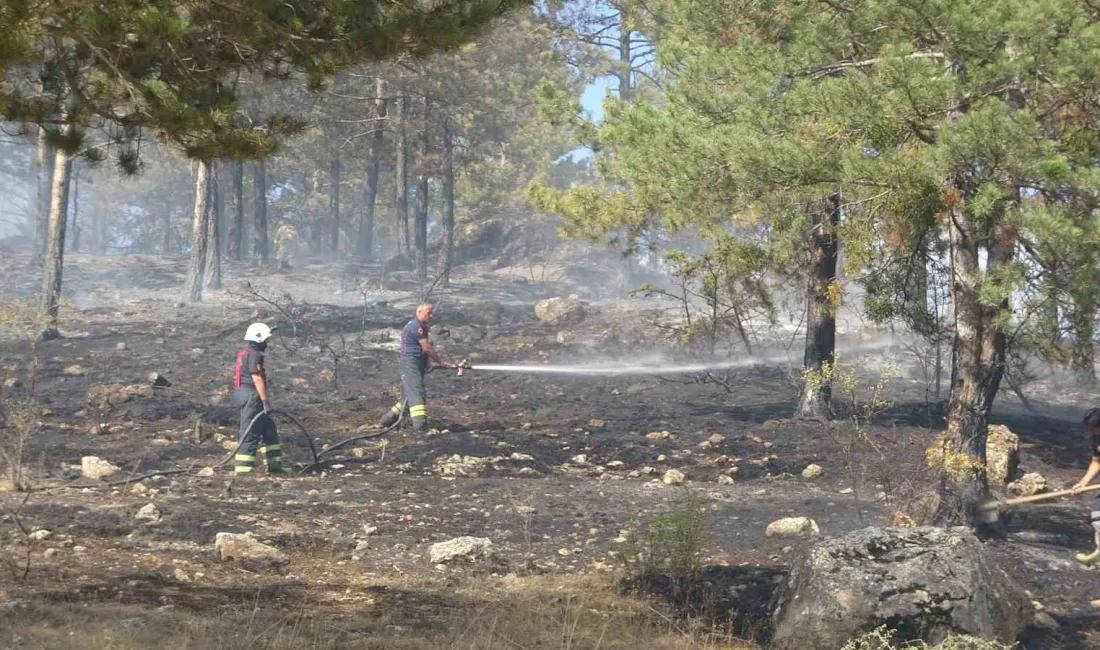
[1,252,1099,648]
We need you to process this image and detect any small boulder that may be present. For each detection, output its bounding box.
[645,430,671,440]
[1007,472,1047,497]
[63,365,87,376]
[29,529,51,542]
[770,527,1030,650]
[661,469,685,486]
[429,536,493,564]
[135,503,161,523]
[801,464,824,479]
[534,298,586,325]
[707,433,725,445]
[765,517,820,538]
[81,456,120,480]
[214,532,287,565]
[717,475,735,485]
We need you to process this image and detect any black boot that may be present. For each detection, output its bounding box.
[411,416,428,433]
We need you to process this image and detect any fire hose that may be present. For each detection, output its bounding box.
[45,360,472,488]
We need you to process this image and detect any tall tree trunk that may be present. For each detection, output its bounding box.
[441,124,455,287]
[617,8,634,101]
[205,162,224,290]
[359,77,387,260]
[185,160,213,302]
[795,194,840,419]
[330,152,341,254]
[227,161,244,260]
[415,99,431,280]
[252,159,268,264]
[933,192,1015,526]
[40,146,72,341]
[395,95,409,255]
[69,164,80,253]
[32,125,54,268]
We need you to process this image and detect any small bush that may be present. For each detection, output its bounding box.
[841,626,1016,650]
[622,497,709,584]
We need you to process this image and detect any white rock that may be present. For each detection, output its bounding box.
[1033,611,1059,630]
[428,536,493,564]
[361,524,379,536]
[81,456,120,480]
[533,297,586,325]
[197,467,216,477]
[661,469,685,486]
[214,532,287,564]
[43,548,58,558]
[1008,472,1047,497]
[570,454,588,465]
[29,529,51,542]
[717,475,735,485]
[802,464,824,479]
[63,365,87,376]
[135,503,161,523]
[645,430,671,440]
[765,517,821,538]
[708,433,725,445]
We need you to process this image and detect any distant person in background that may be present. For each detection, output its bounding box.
[378,303,453,433]
[273,222,299,272]
[1073,407,1100,563]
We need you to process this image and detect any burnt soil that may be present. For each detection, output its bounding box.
[1,252,1099,648]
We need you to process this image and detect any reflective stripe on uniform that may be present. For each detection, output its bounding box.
[410,404,427,417]
[1091,510,1100,520]
[235,454,256,463]
[234,465,253,473]
[390,402,404,415]
[260,444,282,453]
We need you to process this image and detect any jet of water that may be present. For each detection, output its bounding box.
[471,341,894,377]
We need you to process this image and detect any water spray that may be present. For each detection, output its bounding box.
[453,340,896,378]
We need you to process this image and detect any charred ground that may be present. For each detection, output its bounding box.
[1,252,1098,648]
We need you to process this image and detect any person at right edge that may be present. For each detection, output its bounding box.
[379,303,452,433]
[232,323,286,475]
[1072,407,1100,563]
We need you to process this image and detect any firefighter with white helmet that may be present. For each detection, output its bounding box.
[231,323,286,475]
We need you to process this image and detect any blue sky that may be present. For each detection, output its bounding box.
[580,77,614,122]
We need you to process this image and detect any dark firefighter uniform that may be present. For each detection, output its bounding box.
[232,343,284,474]
[380,318,431,431]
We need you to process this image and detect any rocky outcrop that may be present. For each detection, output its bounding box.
[770,527,1030,650]
[985,424,1020,485]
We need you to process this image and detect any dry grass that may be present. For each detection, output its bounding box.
[0,573,755,649]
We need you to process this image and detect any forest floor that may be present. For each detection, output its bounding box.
[0,251,1099,649]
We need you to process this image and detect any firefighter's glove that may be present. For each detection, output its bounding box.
[262,401,270,415]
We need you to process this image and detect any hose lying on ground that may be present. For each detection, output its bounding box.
[295,400,407,475]
[43,409,320,490]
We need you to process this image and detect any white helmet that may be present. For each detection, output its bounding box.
[244,322,273,343]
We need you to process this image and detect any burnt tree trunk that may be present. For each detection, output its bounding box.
[933,192,1016,527]
[227,161,244,260]
[415,98,431,280]
[40,145,72,341]
[185,160,212,302]
[205,162,224,290]
[32,125,54,268]
[441,124,455,287]
[359,77,386,260]
[252,159,268,264]
[330,152,341,254]
[795,195,841,420]
[394,95,409,255]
